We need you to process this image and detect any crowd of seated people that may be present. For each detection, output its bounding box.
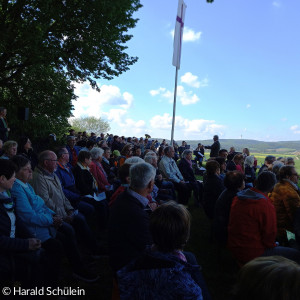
[1,124,300,298]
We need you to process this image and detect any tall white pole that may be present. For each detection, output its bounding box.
[171,67,178,146]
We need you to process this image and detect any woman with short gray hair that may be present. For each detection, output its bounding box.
[178,149,202,207]
[244,156,256,187]
[90,147,112,193]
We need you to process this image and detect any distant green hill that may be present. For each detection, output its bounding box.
[154,138,300,154]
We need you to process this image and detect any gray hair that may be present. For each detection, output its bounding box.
[3,140,18,153]
[125,157,144,164]
[272,161,284,175]
[144,154,157,165]
[38,150,53,166]
[90,147,104,160]
[144,151,156,157]
[244,156,255,167]
[182,149,192,159]
[130,162,156,190]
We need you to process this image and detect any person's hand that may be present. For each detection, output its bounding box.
[180,180,185,184]
[157,174,163,181]
[64,210,74,223]
[28,238,41,251]
[149,202,158,211]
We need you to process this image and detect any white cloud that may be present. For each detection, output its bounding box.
[149,87,166,96]
[180,72,209,88]
[170,26,202,42]
[290,125,300,134]
[150,85,199,105]
[72,82,133,118]
[246,104,251,109]
[272,1,281,8]
[149,113,225,138]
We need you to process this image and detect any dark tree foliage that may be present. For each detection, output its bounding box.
[0,0,141,139]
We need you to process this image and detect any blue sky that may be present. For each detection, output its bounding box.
[72,0,300,142]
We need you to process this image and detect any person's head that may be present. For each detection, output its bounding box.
[0,160,16,192]
[3,141,18,158]
[271,161,284,178]
[244,156,255,167]
[219,149,228,159]
[11,155,32,183]
[285,157,295,166]
[38,151,57,173]
[144,154,158,168]
[181,141,186,146]
[279,165,299,184]
[150,201,190,253]
[215,157,226,172]
[69,129,75,136]
[0,107,7,117]
[102,147,111,159]
[98,140,108,148]
[18,136,32,152]
[129,162,156,193]
[67,136,76,148]
[182,149,192,161]
[233,256,300,300]
[132,146,141,157]
[213,135,219,141]
[125,156,144,164]
[121,144,133,157]
[224,171,245,191]
[86,140,96,150]
[229,146,235,153]
[164,146,175,158]
[90,147,104,162]
[255,171,276,193]
[242,148,250,156]
[118,163,131,184]
[233,153,244,165]
[78,150,92,167]
[56,147,70,164]
[265,155,276,166]
[206,160,220,176]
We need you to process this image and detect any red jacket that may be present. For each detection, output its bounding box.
[90,161,110,193]
[228,188,277,264]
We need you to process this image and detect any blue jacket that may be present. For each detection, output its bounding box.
[117,249,203,300]
[55,163,81,204]
[11,179,55,243]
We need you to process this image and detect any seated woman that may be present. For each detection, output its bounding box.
[0,140,17,160]
[117,201,211,300]
[178,149,202,206]
[0,159,44,285]
[17,136,38,170]
[270,165,300,246]
[90,147,112,194]
[233,256,300,300]
[117,144,133,168]
[73,150,109,230]
[11,155,98,283]
[226,153,244,173]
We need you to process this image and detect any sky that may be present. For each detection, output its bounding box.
[72,0,300,142]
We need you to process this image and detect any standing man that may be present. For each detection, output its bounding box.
[0,107,10,142]
[205,135,220,158]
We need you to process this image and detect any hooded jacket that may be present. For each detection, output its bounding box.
[227,188,277,264]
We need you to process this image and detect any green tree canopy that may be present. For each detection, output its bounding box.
[70,116,110,135]
[0,0,141,139]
